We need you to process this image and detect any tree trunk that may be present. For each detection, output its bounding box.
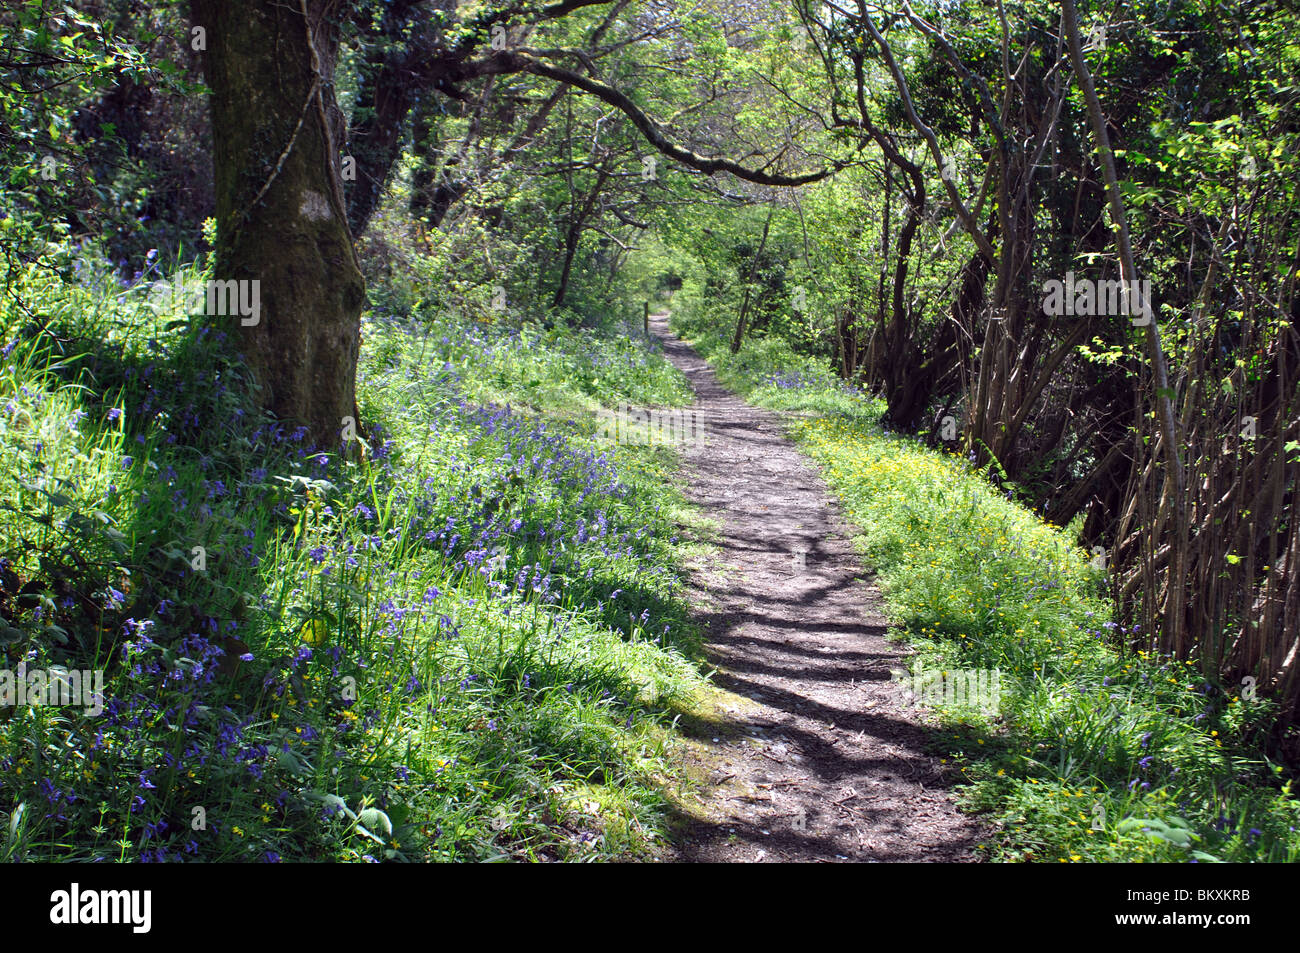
[552,168,611,310]
[343,0,454,236]
[346,63,417,237]
[193,0,365,448]
[731,206,775,353]
[1063,0,1188,654]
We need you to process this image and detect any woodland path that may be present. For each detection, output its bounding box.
[652,312,984,863]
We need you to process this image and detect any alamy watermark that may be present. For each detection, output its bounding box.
[1041,271,1152,326]
[49,883,150,933]
[892,663,1002,715]
[1,663,103,717]
[146,276,261,326]
[595,403,705,447]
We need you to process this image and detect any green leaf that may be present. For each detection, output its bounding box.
[356,808,393,841]
[275,748,305,775]
[1120,816,1195,848]
[306,792,355,821]
[8,802,26,842]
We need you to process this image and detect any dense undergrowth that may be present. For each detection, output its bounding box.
[0,244,709,862]
[671,301,1300,863]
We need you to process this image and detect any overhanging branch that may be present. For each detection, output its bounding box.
[462,51,839,187]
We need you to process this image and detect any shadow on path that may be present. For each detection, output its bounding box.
[654,313,985,863]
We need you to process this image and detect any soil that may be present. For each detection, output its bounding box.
[652,313,986,863]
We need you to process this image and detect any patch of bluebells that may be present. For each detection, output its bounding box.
[3,302,697,863]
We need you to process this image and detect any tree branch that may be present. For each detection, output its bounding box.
[464,51,839,186]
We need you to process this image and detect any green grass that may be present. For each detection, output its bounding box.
[672,303,1300,863]
[0,245,711,862]
[9,237,1295,864]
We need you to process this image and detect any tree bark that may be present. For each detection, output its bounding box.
[194,0,366,448]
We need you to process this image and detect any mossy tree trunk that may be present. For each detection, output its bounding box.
[192,0,365,448]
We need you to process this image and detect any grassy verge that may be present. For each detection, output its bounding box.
[671,305,1300,863]
[0,247,711,862]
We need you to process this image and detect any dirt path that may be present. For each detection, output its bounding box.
[653,313,984,863]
